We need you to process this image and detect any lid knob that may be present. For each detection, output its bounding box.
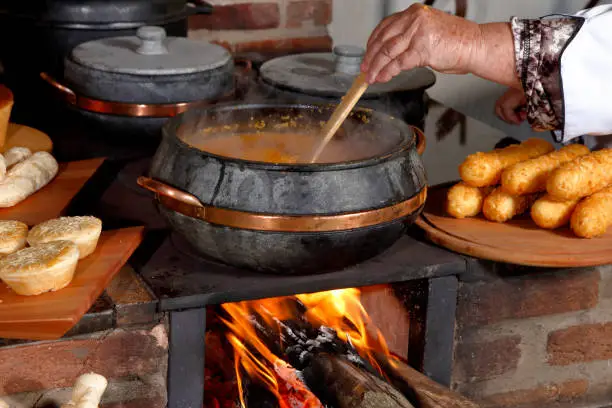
[333,45,365,75]
[136,26,169,55]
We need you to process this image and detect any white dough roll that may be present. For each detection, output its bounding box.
[0,151,58,208]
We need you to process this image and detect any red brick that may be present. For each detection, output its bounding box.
[286,0,332,28]
[454,335,521,382]
[0,325,167,395]
[189,3,280,30]
[233,35,332,55]
[480,379,589,407]
[101,398,165,408]
[548,322,612,365]
[457,270,599,328]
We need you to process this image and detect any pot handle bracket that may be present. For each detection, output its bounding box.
[137,177,205,209]
[412,126,426,156]
[40,72,77,106]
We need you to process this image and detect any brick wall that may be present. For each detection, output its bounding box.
[453,266,612,408]
[188,0,333,55]
[0,324,168,408]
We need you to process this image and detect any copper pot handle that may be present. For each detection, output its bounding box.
[411,126,426,156]
[137,176,204,208]
[40,72,77,106]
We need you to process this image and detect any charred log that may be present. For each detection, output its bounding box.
[375,354,479,408]
[244,299,375,374]
[303,353,415,408]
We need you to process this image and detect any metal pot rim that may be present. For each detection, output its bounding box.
[162,103,423,172]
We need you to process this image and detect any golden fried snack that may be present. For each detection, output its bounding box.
[547,148,612,200]
[531,194,580,229]
[446,182,494,218]
[459,138,554,187]
[482,188,538,223]
[570,186,612,238]
[501,144,590,195]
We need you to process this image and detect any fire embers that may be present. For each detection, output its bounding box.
[213,289,416,408]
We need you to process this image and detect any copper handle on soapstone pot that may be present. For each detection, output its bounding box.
[411,126,426,156]
[137,177,205,208]
[40,72,78,106]
[137,176,427,232]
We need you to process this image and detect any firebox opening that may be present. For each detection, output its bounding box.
[204,284,416,408]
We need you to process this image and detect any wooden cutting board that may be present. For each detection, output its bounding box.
[0,158,104,226]
[0,227,145,340]
[415,184,612,267]
[2,123,53,153]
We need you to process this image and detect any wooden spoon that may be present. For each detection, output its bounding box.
[309,72,369,163]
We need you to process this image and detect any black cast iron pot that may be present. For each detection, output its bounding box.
[139,104,428,275]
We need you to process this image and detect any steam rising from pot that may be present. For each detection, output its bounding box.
[175,105,407,165]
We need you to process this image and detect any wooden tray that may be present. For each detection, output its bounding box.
[0,227,145,340]
[415,184,612,267]
[0,158,104,226]
[3,123,53,153]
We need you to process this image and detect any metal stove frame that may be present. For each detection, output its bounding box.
[135,232,467,408]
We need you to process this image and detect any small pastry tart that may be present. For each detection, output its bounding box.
[0,220,28,255]
[0,240,79,296]
[28,216,102,259]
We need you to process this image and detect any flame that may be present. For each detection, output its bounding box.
[296,288,391,372]
[221,288,393,407]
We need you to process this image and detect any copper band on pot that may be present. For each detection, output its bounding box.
[138,176,427,232]
[40,70,244,118]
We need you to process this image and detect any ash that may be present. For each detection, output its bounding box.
[277,319,365,367]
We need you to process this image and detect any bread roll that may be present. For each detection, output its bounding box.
[501,144,590,195]
[482,188,538,223]
[0,220,28,255]
[446,182,494,218]
[0,240,79,296]
[547,148,612,200]
[531,195,579,229]
[61,373,108,408]
[0,85,14,149]
[0,151,58,207]
[28,216,102,259]
[570,186,612,238]
[459,138,554,187]
[4,147,32,168]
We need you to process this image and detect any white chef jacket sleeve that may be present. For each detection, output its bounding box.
[510,5,612,143]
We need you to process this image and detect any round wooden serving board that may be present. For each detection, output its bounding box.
[415,183,612,267]
[3,123,53,153]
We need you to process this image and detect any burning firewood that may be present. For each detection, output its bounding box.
[221,293,425,407]
[375,354,480,408]
[303,353,415,408]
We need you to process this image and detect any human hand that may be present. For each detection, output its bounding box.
[495,88,527,125]
[360,3,483,84]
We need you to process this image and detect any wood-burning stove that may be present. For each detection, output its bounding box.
[131,230,466,408]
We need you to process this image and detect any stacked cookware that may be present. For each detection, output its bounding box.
[0,0,214,139]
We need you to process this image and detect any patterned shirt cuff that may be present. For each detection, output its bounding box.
[510,16,583,140]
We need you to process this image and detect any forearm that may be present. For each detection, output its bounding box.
[468,23,522,90]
